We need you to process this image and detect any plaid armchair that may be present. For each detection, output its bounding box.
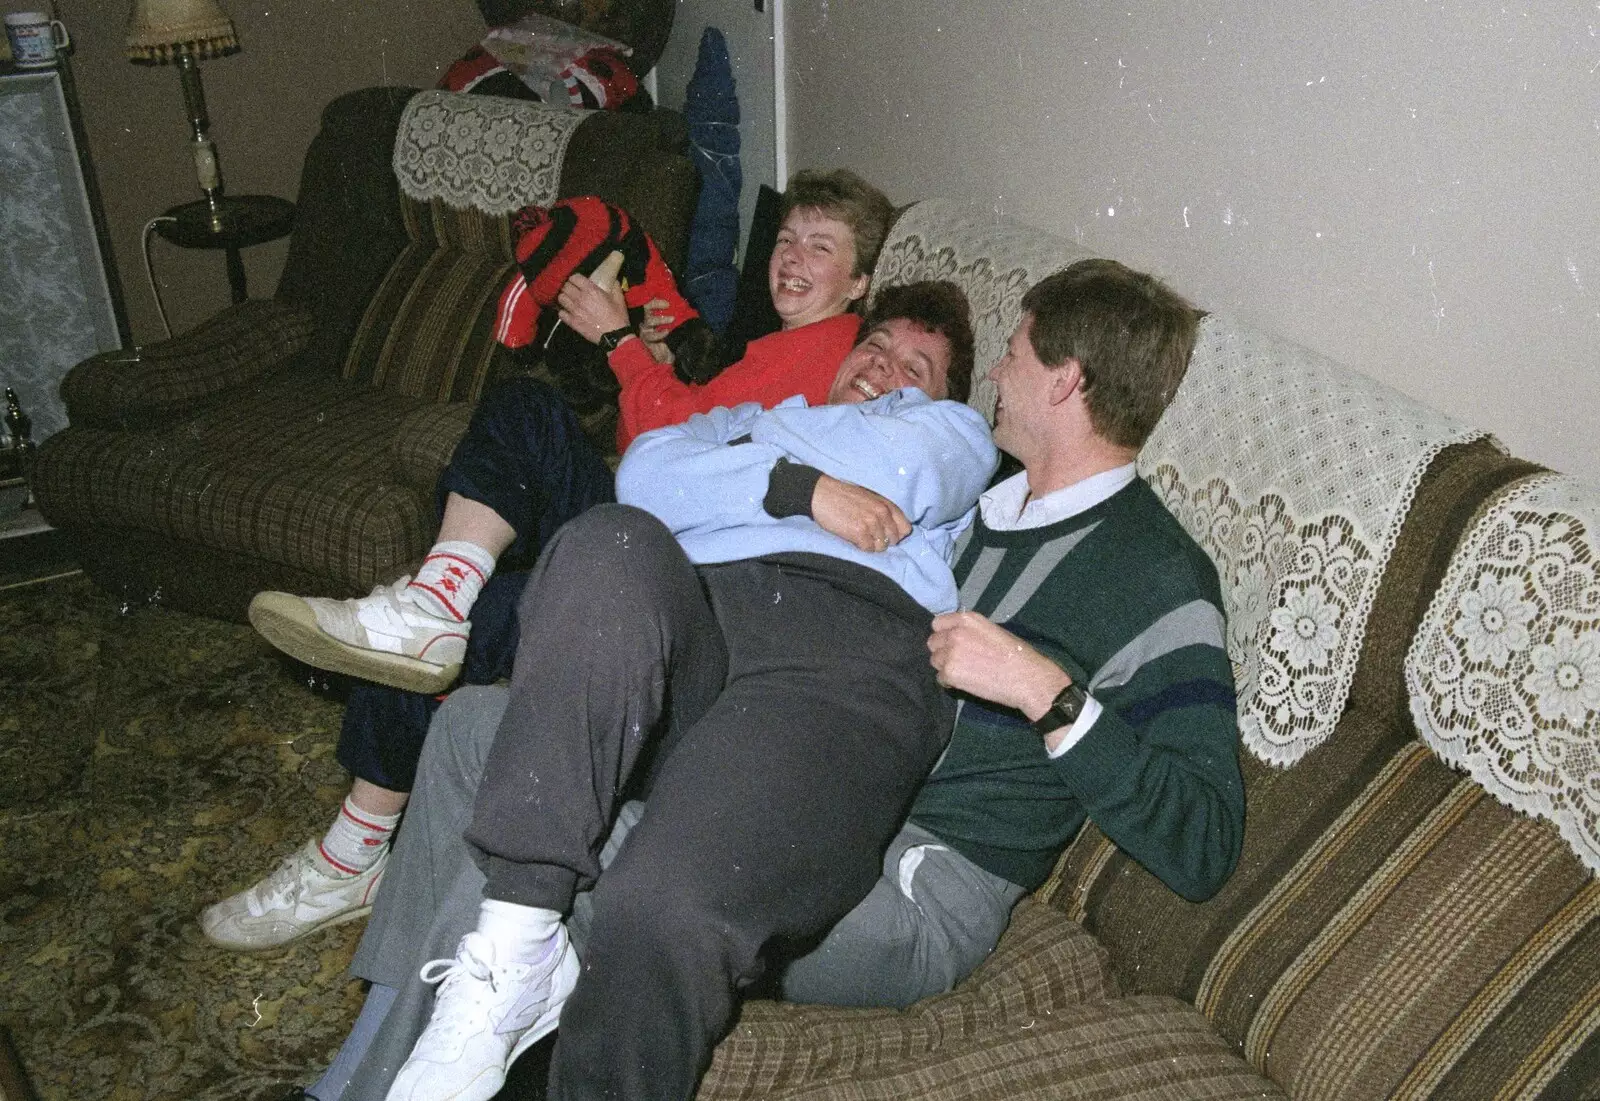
[33,86,696,621]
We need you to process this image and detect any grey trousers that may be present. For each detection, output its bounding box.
[336,685,1021,1101]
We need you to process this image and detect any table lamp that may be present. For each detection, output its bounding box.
[126,0,239,230]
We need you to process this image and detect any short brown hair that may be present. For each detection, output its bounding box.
[1020,259,1199,448]
[863,281,976,404]
[780,169,895,280]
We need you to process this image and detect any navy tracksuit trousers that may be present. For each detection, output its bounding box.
[333,377,615,790]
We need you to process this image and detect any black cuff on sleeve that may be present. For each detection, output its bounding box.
[764,458,825,519]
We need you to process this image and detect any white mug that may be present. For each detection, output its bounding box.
[5,11,70,68]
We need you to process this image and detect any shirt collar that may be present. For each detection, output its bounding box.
[978,463,1137,531]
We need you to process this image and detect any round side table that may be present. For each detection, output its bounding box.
[154,194,296,304]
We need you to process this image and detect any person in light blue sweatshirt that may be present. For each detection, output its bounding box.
[615,386,991,615]
[369,282,997,1101]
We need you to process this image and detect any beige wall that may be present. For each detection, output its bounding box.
[785,2,1600,479]
[55,0,484,343]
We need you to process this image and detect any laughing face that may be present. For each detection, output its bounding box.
[768,208,871,330]
[825,319,953,405]
[988,313,1057,462]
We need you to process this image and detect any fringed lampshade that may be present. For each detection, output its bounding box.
[126,0,240,225]
[126,0,238,63]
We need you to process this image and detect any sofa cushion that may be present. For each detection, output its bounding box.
[35,369,434,594]
[275,86,419,380]
[330,92,583,403]
[700,900,1118,1100]
[732,996,1285,1101]
[393,402,475,498]
[1051,699,1600,1100]
[338,189,522,403]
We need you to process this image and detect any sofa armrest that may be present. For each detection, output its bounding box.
[393,402,473,498]
[62,299,317,430]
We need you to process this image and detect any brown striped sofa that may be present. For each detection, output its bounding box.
[32,86,697,622]
[691,202,1600,1100]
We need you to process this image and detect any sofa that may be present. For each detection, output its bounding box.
[685,201,1599,1100]
[31,86,698,622]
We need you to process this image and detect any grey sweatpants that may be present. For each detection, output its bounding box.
[334,679,1021,1101]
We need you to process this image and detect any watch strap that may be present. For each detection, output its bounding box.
[1032,681,1088,737]
[599,325,635,352]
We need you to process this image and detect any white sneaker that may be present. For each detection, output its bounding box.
[386,929,579,1101]
[200,839,387,951]
[248,578,468,695]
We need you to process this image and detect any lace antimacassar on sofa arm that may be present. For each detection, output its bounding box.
[1138,318,1486,767]
[1406,472,1600,874]
[392,89,585,216]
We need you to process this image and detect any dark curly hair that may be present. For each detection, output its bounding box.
[862,281,976,404]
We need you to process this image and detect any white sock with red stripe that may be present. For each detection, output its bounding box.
[314,796,402,877]
[405,540,496,623]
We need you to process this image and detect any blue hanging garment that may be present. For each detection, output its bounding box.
[682,26,742,334]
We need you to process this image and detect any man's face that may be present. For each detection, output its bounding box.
[826,318,953,404]
[988,314,1056,459]
[768,208,869,331]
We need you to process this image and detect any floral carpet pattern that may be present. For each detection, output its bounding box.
[1,572,364,1100]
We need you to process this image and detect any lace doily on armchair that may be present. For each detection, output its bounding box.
[1139,317,1486,766]
[1405,473,1600,874]
[393,90,585,215]
[872,199,1094,424]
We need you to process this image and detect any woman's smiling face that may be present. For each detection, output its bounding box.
[768,208,870,330]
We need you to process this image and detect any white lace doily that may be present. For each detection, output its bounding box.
[1405,473,1600,874]
[1139,317,1486,766]
[872,199,1094,424]
[392,90,584,215]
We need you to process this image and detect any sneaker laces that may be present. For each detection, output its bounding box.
[418,937,501,1039]
[244,850,311,917]
[354,577,453,643]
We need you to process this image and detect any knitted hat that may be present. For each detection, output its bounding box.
[494,196,696,349]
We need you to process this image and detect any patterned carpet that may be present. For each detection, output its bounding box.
[0,570,365,1100]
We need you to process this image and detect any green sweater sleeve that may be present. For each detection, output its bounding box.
[1055,645,1244,902]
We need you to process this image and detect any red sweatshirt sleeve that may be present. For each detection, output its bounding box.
[610,314,862,451]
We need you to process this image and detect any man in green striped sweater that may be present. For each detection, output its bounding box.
[778,258,1245,1008]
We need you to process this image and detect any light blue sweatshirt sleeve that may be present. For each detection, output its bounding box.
[615,399,789,538]
[749,390,997,527]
